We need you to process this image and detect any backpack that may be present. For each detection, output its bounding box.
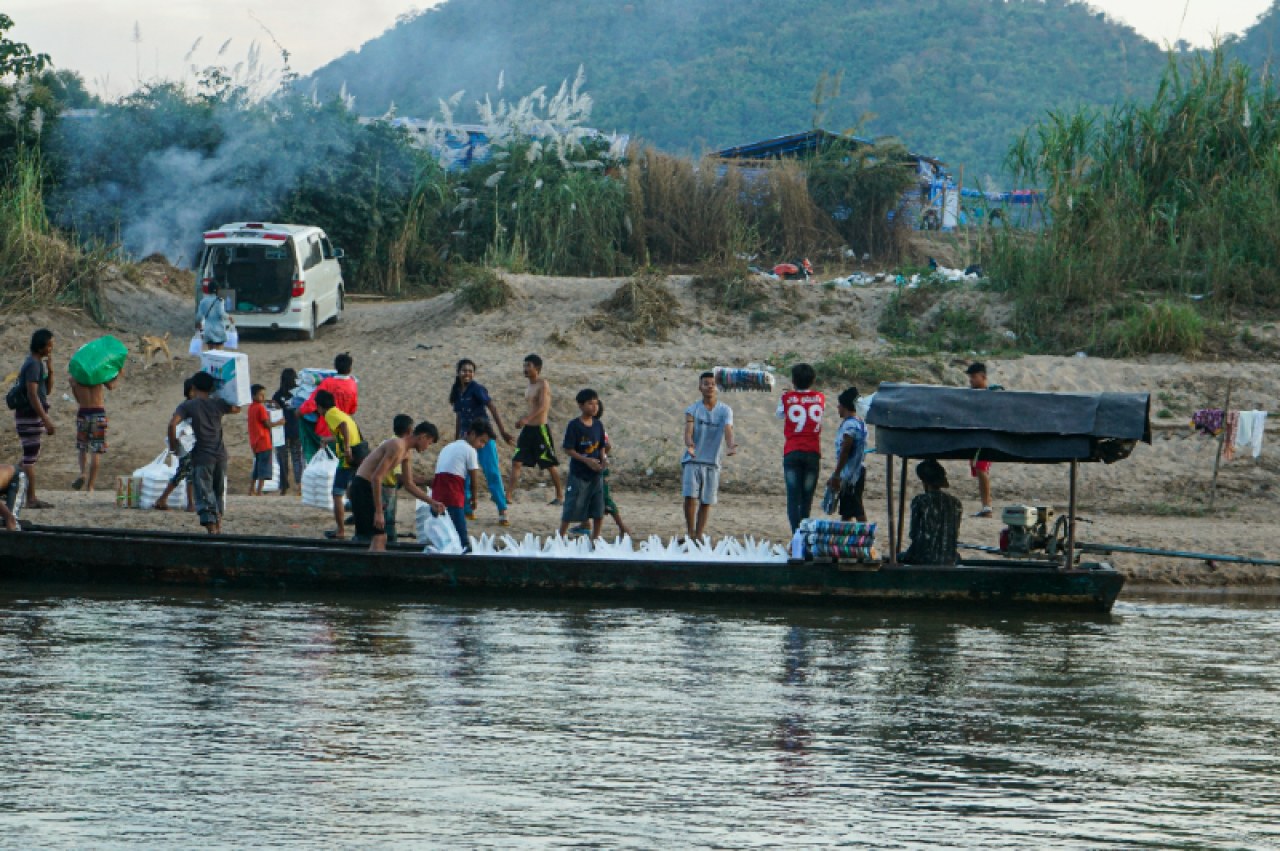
[5,380,27,411]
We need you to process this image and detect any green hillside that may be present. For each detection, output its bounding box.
[306,0,1170,178]
[1229,0,1280,70]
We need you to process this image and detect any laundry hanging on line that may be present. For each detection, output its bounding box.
[1192,409,1224,436]
[1234,411,1268,459]
[1223,411,1241,462]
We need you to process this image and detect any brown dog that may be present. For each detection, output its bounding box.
[139,332,173,370]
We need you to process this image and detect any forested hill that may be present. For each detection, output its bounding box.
[306,0,1174,178]
[1230,0,1280,70]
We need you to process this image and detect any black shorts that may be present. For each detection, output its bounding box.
[349,476,380,539]
[838,469,866,520]
[513,424,559,469]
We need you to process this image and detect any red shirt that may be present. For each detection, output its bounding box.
[777,390,826,455]
[299,376,359,438]
[248,402,273,454]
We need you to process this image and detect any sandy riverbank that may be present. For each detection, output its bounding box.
[4,269,1279,588]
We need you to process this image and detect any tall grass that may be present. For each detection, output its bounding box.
[625,148,757,266]
[0,148,108,319]
[988,48,1280,352]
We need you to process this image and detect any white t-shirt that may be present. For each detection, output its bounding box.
[682,401,734,468]
[435,440,480,478]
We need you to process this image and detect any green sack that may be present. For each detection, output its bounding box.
[68,335,129,386]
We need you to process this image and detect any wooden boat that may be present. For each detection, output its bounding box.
[0,524,1124,611]
[0,385,1149,613]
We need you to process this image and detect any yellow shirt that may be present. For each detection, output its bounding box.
[324,408,362,467]
[381,455,401,489]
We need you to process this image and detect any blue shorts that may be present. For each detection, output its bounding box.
[251,450,273,481]
[332,466,355,496]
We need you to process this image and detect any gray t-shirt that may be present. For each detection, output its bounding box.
[17,355,48,413]
[682,401,733,468]
[174,397,234,465]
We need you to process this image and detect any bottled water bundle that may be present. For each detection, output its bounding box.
[713,367,775,393]
[792,518,879,562]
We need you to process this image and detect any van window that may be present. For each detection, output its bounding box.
[302,236,323,271]
[322,237,335,260]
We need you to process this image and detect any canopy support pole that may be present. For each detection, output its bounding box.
[886,455,897,564]
[897,457,908,560]
[1065,459,1078,569]
[1209,378,1233,511]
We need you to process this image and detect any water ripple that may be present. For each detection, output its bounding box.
[0,591,1277,848]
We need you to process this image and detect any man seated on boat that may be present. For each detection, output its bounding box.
[0,464,25,531]
[899,459,963,565]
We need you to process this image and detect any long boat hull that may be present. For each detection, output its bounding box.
[0,526,1124,611]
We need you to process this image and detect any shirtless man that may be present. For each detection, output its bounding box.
[349,421,445,552]
[509,354,565,504]
[0,464,25,531]
[69,372,121,493]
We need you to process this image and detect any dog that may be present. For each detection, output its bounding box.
[139,332,174,370]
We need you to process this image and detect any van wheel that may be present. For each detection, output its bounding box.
[306,307,317,341]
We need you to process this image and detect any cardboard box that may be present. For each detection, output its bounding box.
[200,351,252,406]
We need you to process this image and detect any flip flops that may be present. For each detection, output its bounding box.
[973,507,994,518]
[27,501,54,509]
[548,498,563,506]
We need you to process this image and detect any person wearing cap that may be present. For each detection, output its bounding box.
[899,459,963,565]
[966,362,1003,518]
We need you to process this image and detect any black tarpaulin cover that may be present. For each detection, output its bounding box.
[866,384,1151,463]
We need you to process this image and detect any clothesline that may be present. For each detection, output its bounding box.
[1191,408,1268,460]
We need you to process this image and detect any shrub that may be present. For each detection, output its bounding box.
[1108,301,1205,356]
[690,262,771,312]
[454,265,514,312]
[812,350,922,387]
[596,269,681,342]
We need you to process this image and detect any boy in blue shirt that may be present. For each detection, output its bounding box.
[557,389,607,540]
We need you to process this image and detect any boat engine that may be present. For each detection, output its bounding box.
[999,505,1064,557]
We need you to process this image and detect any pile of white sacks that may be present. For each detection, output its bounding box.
[465,533,789,563]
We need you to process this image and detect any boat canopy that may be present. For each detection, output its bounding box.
[866,384,1151,464]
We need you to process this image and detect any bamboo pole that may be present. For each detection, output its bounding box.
[1065,459,1078,569]
[1209,378,1233,511]
[886,455,897,564]
[897,457,908,559]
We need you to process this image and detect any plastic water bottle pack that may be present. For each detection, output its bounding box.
[713,366,775,393]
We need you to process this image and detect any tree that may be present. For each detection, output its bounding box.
[0,15,51,78]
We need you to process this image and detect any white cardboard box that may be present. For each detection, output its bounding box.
[200,351,253,406]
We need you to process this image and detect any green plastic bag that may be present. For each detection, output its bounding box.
[69,336,129,386]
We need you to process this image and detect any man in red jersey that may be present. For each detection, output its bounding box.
[776,362,825,532]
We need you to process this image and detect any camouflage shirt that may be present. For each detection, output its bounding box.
[901,490,963,565]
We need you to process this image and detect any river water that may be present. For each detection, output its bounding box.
[1,589,1277,849]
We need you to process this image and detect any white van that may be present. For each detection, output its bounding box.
[196,223,345,340]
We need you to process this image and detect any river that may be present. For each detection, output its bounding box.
[1,589,1277,849]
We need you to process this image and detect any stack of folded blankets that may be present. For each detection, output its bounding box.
[794,518,878,562]
[713,367,775,393]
